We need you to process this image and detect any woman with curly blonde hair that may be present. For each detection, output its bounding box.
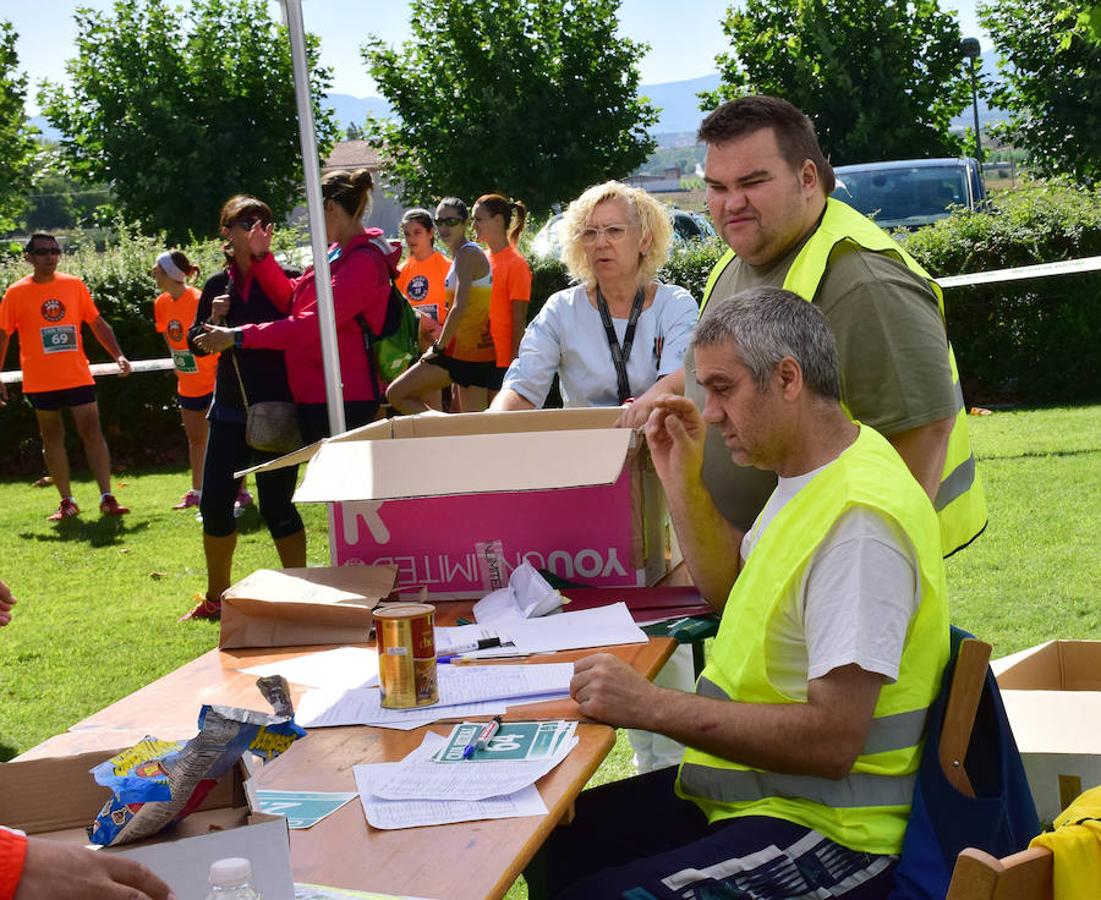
[491,181,696,411]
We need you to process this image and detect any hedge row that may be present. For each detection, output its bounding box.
[899,183,1101,404]
[1,185,1098,474]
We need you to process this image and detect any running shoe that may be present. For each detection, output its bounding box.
[47,498,80,521]
[173,490,201,510]
[179,593,222,622]
[233,487,254,518]
[99,494,131,516]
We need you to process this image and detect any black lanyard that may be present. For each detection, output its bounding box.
[596,286,645,404]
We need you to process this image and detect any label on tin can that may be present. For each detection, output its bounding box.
[376,603,438,709]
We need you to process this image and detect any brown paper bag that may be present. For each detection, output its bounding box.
[219,565,397,649]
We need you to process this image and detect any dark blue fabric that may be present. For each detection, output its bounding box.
[888,627,1041,899]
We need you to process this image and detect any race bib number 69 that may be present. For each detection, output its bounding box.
[40,325,78,354]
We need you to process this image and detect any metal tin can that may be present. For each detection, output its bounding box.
[375,603,438,708]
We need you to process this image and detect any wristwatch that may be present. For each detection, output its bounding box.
[233,329,245,349]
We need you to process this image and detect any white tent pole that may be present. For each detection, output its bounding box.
[281,0,345,435]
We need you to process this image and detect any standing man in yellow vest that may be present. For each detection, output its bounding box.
[622,96,985,605]
[527,288,949,900]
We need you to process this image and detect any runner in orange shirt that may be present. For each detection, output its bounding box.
[473,193,532,380]
[396,208,451,346]
[152,249,218,511]
[0,234,132,520]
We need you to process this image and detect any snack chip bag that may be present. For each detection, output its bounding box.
[88,677,305,846]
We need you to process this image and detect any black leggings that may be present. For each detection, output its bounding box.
[200,418,304,539]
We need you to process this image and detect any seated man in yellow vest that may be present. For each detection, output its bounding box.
[621,95,985,605]
[526,288,949,900]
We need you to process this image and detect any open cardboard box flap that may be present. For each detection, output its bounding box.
[994,640,1101,691]
[236,408,636,499]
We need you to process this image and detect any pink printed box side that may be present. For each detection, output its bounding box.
[332,465,668,599]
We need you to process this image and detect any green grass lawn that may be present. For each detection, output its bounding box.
[0,405,1098,896]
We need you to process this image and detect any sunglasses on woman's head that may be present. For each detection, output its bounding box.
[233,216,262,231]
[434,216,464,228]
[30,247,62,257]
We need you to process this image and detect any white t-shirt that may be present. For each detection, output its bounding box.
[740,459,920,700]
[502,282,697,408]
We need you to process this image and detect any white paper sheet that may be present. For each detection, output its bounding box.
[241,647,380,690]
[295,688,508,728]
[295,664,572,727]
[372,724,577,802]
[432,663,573,704]
[434,623,502,655]
[353,735,547,830]
[497,603,647,654]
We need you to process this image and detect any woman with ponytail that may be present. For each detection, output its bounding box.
[473,193,532,375]
[196,168,399,443]
[152,250,215,510]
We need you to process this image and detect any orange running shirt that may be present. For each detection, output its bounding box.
[397,251,452,326]
[154,286,218,397]
[487,245,532,367]
[0,273,99,393]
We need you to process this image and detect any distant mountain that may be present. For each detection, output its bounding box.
[639,74,722,135]
[28,116,60,142]
[324,93,391,131]
[949,51,1007,130]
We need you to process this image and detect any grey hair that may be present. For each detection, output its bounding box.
[693,287,841,400]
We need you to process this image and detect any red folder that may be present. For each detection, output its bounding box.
[559,586,711,624]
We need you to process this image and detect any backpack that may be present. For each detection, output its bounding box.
[351,243,421,391]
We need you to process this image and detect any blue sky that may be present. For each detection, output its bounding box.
[8,0,987,113]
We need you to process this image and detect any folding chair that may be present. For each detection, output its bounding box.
[945,846,1054,900]
[889,631,1040,899]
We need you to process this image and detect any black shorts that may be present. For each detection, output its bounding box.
[426,354,504,389]
[25,384,97,411]
[178,392,213,412]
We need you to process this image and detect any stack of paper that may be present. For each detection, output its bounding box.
[498,603,647,654]
[295,663,574,729]
[354,721,577,830]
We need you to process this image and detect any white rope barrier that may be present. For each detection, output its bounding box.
[2,255,1099,386]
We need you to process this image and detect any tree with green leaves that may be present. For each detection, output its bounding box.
[40,0,337,244]
[362,0,658,213]
[981,0,1101,183]
[0,21,38,233]
[703,0,971,165]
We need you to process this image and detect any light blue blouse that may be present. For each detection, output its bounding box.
[502,282,698,408]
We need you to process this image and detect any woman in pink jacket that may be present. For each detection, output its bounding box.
[196,168,398,443]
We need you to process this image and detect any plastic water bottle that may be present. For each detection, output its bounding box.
[205,857,262,899]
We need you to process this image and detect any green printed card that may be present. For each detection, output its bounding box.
[256,790,358,829]
[435,720,575,762]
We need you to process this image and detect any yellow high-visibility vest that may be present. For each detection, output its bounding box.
[701,198,987,556]
[675,425,950,855]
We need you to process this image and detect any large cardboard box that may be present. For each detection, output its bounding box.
[0,747,294,899]
[993,640,1101,823]
[249,408,672,599]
